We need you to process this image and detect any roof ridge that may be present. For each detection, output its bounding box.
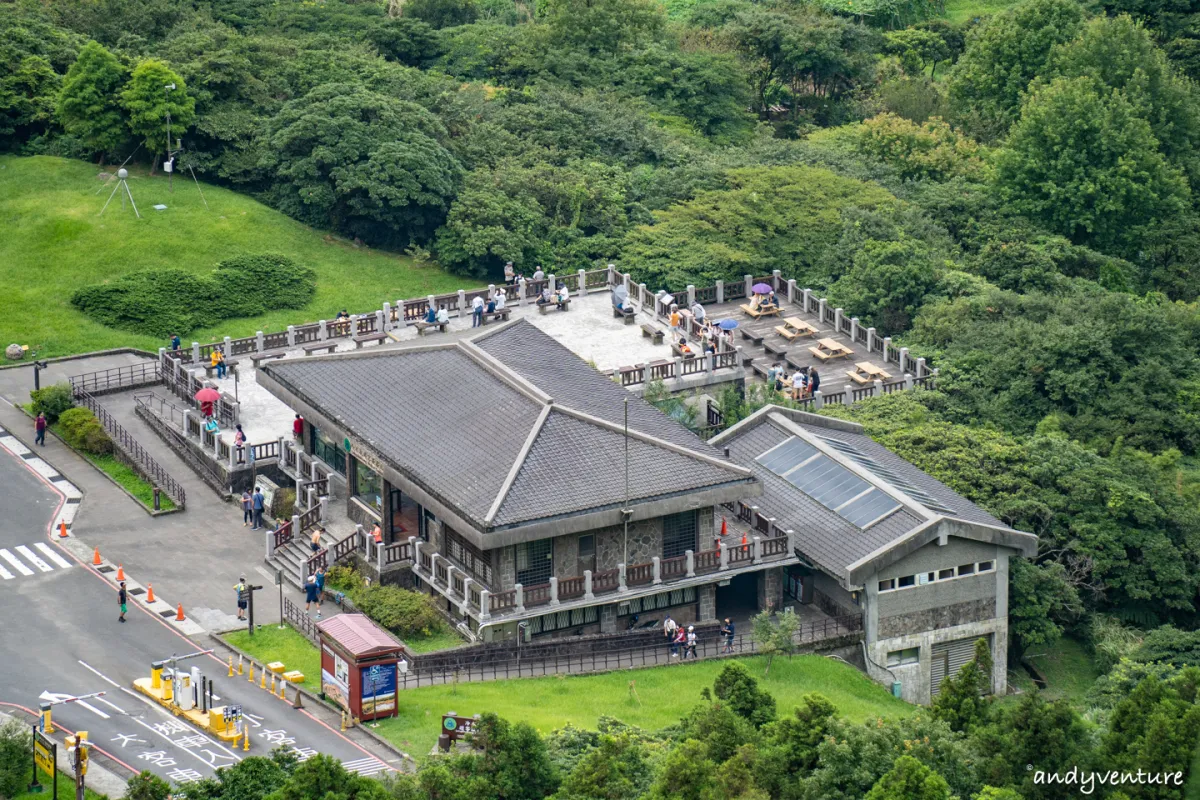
[554,404,753,477]
[485,403,553,524]
[456,338,553,405]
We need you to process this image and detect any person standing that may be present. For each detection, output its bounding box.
[310,528,322,553]
[118,581,127,623]
[673,625,686,658]
[314,566,327,619]
[685,625,698,659]
[504,262,515,285]
[721,618,735,654]
[663,615,677,645]
[304,574,320,616]
[241,490,253,527]
[293,413,304,442]
[234,576,248,621]
[808,366,820,397]
[791,370,806,402]
[34,413,46,446]
[472,294,485,327]
[251,486,265,530]
[170,334,181,352]
[669,305,681,340]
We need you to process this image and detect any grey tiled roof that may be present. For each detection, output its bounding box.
[264,320,752,532]
[493,410,742,526]
[475,322,722,455]
[722,419,924,583]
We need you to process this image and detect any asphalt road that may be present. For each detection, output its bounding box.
[0,444,393,789]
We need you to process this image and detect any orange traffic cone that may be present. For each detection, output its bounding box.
[175,604,185,621]
[146,584,155,602]
[720,517,728,537]
[741,533,747,547]
[92,547,101,565]
[58,521,68,538]
[116,564,125,581]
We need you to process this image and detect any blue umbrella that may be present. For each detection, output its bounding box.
[717,319,739,330]
[752,282,774,294]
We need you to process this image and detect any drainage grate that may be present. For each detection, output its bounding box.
[159,609,176,618]
[129,587,146,596]
[97,565,115,574]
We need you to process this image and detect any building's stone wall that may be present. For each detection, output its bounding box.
[600,603,617,633]
[757,567,783,612]
[877,597,996,639]
[552,534,580,579]
[869,618,1008,705]
[699,583,717,622]
[596,518,663,570]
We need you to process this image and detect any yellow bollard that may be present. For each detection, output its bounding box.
[260,669,267,690]
[238,655,244,676]
[340,711,347,731]
[277,678,286,700]
[228,657,234,677]
[41,706,53,734]
[269,673,276,694]
[243,730,250,752]
[247,663,254,683]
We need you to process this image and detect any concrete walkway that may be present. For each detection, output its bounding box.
[0,354,324,632]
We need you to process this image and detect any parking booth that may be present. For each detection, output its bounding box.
[317,614,403,721]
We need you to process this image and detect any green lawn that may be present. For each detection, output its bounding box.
[942,0,1016,23]
[375,655,913,757]
[224,625,322,694]
[403,629,467,654]
[0,155,472,359]
[78,451,175,512]
[13,771,108,800]
[1025,636,1101,706]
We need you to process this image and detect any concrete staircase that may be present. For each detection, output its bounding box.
[267,527,340,590]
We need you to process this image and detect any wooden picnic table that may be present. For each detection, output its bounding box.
[848,361,892,384]
[740,301,781,319]
[809,337,853,362]
[775,317,817,341]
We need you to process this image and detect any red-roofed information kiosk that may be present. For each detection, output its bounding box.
[317,614,403,721]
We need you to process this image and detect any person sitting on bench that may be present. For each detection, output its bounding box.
[556,284,570,307]
[536,287,553,307]
[335,309,350,320]
[436,305,450,325]
[210,349,227,379]
[424,305,437,324]
[678,337,693,356]
[494,289,507,311]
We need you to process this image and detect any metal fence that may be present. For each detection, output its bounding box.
[69,362,163,396]
[75,389,187,507]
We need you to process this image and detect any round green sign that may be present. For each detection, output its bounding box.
[443,717,458,731]
[344,437,352,452]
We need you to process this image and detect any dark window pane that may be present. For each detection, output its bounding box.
[662,511,698,559]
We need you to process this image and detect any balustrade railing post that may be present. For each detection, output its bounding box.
[715,279,724,304]
[382,302,392,329]
[292,514,301,538]
[915,356,926,378]
[785,529,796,556]
[850,317,859,341]
[318,320,327,341]
[874,379,884,398]
[264,529,273,560]
[744,274,752,299]
[882,336,892,362]
[584,570,594,600]
[618,564,627,592]
[686,549,695,577]
[652,557,662,585]
[480,589,491,620]
[181,409,191,440]
[719,541,730,570]
[803,287,812,313]
[460,577,473,613]
[904,373,914,390]
[687,284,696,306]
[191,341,201,364]
[899,347,909,373]
[772,269,782,290]
[411,539,422,572]
[752,536,762,564]
[549,577,559,606]
[867,327,876,352]
[813,389,824,409]
[319,496,328,522]
[515,583,525,613]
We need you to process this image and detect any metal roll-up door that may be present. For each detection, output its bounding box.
[931,635,991,696]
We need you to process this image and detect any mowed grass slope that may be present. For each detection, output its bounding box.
[0,156,470,359]
[376,655,914,757]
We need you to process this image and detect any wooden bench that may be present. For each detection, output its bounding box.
[612,306,636,325]
[751,361,772,379]
[641,323,664,344]
[413,320,448,336]
[482,309,512,325]
[537,298,570,314]
[847,361,892,385]
[249,351,286,367]
[763,339,787,358]
[739,329,764,346]
[202,358,239,379]
[671,342,697,359]
[353,332,389,348]
[302,342,338,356]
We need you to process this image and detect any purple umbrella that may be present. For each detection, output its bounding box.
[717,319,739,330]
[752,283,774,294]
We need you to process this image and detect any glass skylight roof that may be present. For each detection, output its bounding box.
[815,435,957,515]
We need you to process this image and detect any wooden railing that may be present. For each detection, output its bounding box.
[592,568,620,593]
[524,582,552,606]
[661,554,688,579]
[694,549,721,573]
[273,521,295,549]
[558,576,586,600]
[626,562,654,586]
[490,588,517,612]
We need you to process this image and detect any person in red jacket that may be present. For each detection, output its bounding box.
[293,413,304,441]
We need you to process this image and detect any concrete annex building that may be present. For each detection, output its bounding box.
[258,319,1036,704]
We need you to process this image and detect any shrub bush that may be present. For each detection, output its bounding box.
[324,564,444,640]
[0,719,30,799]
[70,253,317,338]
[29,382,74,423]
[58,407,114,455]
[271,487,296,521]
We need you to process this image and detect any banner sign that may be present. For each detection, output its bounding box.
[360,664,397,715]
[33,730,55,777]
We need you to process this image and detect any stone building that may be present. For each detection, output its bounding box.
[257,320,808,642]
[711,406,1037,704]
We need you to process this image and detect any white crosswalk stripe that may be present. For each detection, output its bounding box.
[0,543,72,579]
[341,757,390,776]
[15,545,52,572]
[0,549,35,576]
[34,543,72,569]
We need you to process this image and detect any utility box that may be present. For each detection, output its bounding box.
[317,614,403,721]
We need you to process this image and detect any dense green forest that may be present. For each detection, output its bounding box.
[5,0,1200,792]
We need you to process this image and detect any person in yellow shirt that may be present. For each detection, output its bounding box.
[669,305,682,340]
[211,349,227,378]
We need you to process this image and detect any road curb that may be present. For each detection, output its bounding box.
[0,424,205,636]
[208,633,416,772]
